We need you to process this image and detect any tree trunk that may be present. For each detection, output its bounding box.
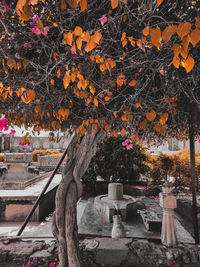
[52,128,104,267]
[189,116,199,244]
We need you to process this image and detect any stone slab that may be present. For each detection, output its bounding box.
[94,237,131,265]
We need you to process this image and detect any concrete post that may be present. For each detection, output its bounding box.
[108,183,123,200]
[159,181,177,247]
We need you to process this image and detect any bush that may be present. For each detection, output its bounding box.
[0,154,4,162]
[82,136,151,185]
[32,149,61,162]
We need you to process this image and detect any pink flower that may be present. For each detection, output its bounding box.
[126,144,133,150]
[24,43,32,48]
[0,2,9,12]
[0,122,4,131]
[1,118,8,124]
[10,129,16,136]
[123,147,125,150]
[43,27,49,36]
[26,260,32,266]
[32,26,41,35]
[4,125,9,131]
[71,47,75,54]
[32,14,39,22]
[18,142,22,146]
[49,262,56,267]
[122,139,129,146]
[98,14,107,26]
[198,139,200,143]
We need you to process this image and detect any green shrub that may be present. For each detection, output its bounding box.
[82,136,151,185]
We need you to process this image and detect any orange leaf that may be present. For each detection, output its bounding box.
[159,112,168,125]
[93,98,98,107]
[22,59,29,71]
[129,80,136,86]
[139,119,147,130]
[94,31,102,44]
[160,67,164,75]
[74,26,83,36]
[60,0,67,9]
[84,36,97,52]
[184,55,195,73]
[113,111,117,118]
[128,36,135,47]
[171,43,181,57]
[80,0,87,12]
[50,79,54,85]
[111,0,118,9]
[53,22,58,27]
[36,19,44,33]
[57,69,61,78]
[63,70,71,89]
[143,26,149,36]
[146,110,156,121]
[150,27,162,48]
[190,28,200,47]
[122,38,127,47]
[162,25,176,44]
[100,64,107,72]
[7,57,16,70]
[172,56,180,68]
[176,22,192,40]
[157,0,164,7]
[93,123,99,132]
[195,17,200,28]
[121,114,128,121]
[121,128,126,136]
[58,108,70,120]
[81,31,90,42]
[104,96,110,102]
[64,32,73,46]
[135,103,143,109]
[121,0,127,3]
[21,89,36,104]
[76,37,82,51]
[53,52,58,61]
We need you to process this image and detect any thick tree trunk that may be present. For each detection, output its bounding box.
[52,128,104,267]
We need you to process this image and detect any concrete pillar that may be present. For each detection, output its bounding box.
[108,183,123,200]
[159,181,177,247]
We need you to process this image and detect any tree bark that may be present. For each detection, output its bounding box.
[189,114,199,244]
[52,128,104,267]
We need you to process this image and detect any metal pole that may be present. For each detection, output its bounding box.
[17,133,74,236]
[189,116,199,244]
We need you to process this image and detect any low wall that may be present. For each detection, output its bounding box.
[0,186,58,222]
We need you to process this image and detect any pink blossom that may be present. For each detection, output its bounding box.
[43,27,49,36]
[4,125,9,131]
[18,142,22,146]
[24,43,32,48]
[49,262,56,267]
[0,122,4,131]
[1,118,8,124]
[122,139,129,146]
[198,139,200,143]
[26,260,32,266]
[10,129,16,136]
[98,14,108,26]
[32,26,41,35]
[123,147,125,150]
[0,2,9,12]
[126,144,133,150]
[32,14,39,22]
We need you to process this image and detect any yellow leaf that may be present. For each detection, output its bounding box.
[80,0,87,11]
[150,27,162,48]
[21,89,36,104]
[177,22,192,40]
[129,80,136,86]
[64,32,73,46]
[143,26,149,36]
[76,37,82,51]
[7,57,16,70]
[190,28,200,47]
[111,0,118,9]
[93,31,102,44]
[74,26,83,36]
[172,56,180,68]
[63,70,71,89]
[89,84,95,95]
[162,25,176,44]
[184,55,195,73]
[157,0,164,7]
[93,98,98,107]
[146,110,156,121]
[100,64,107,72]
[159,112,168,125]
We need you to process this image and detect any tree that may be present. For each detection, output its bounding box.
[1,0,200,265]
[82,136,150,184]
